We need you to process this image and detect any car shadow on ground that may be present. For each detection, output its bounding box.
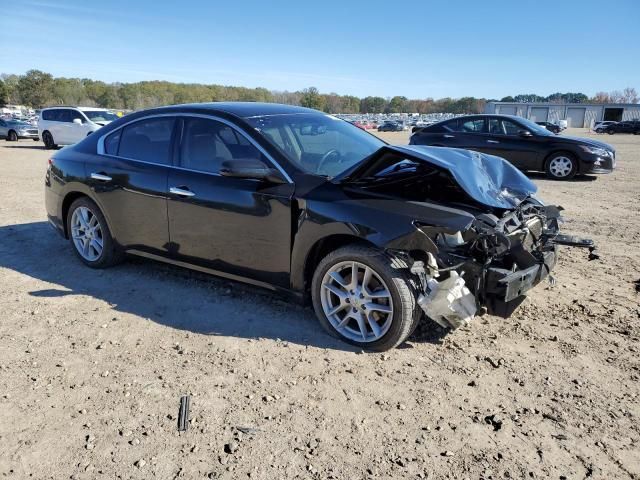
[0,222,448,351]
[527,172,598,182]
[2,144,47,150]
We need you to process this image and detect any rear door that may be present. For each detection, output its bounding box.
[90,116,175,253]
[0,119,7,138]
[166,116,294,288]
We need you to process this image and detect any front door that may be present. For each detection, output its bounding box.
[482,118,541,170]
[167,116,294,288]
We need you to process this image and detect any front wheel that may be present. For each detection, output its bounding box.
[67,197,123,268]
[545,153,577,180]
[311,245,421,351]
[7,130,17,141]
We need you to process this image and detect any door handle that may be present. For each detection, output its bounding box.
[486,140,500,144]
[443,134,455,138]
[170,186,196,198]
[90,172,112,181]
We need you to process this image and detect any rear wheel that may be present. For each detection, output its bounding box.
[42,131,57,149]
[311,245,421,351]
[545,153,577,180]
[67,197,123,268]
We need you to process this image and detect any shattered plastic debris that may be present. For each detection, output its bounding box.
[418,271,477,329]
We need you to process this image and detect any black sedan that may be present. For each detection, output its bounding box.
[45,103,593,350]
[410,114,615,179]
[377,121,404,132]
[605,120,640,135]
[535,121,561,134]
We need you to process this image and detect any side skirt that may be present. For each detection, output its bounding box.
[126,249,305,305]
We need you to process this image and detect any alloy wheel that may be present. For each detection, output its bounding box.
[548,156,573,178]
[71,206,104,261]
[320,261,394,342]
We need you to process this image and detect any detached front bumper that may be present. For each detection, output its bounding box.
[484,248,557,302]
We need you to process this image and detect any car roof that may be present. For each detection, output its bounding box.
[41,106,109,111]
[152,102,318,118]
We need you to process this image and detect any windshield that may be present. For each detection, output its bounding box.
[245,113,386,177]
[83,110,119,122]
[517,117,554,136]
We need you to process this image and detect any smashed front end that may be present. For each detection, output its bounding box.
[406,199,586,328]
[340,145,596,329]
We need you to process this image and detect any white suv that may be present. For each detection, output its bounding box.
[38,107,119,149]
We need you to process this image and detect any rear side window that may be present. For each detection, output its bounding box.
[118,117,175,164]
[426,119,458,133]
[104,130,121,155]
[459,118,485,133]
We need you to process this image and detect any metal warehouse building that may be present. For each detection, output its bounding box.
[485,102,640,128]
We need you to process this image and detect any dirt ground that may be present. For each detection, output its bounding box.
[0,128,638,480]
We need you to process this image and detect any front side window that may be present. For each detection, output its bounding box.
[501,119,521,135]
[179,117,263,173]
[118,117,175,164]
[246,113,385,177]
[69,110,86,123]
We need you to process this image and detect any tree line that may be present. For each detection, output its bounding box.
[0,70,637,115]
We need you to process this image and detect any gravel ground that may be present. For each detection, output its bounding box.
[0,129,638,479]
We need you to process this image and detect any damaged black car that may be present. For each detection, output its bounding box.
[45,103,594,351]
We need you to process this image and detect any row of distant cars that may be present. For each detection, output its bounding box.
[0,106,120,147]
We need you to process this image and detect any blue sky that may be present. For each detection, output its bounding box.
[1,0,638,99]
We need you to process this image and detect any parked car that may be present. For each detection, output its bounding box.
[410,114,615,180]
[44,103,595,350]
[377,121,404,132]
[604,120,640,135]
[38,107,119,149]
[593,121,618,133]
[0,118,39,141]
[535,121,561,134]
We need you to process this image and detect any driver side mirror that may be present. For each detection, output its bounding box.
[73,118,83,125]
[518,129,533,138]
[219,159,285,184]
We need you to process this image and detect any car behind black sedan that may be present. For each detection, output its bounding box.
[45,103,594,350]
[410,114,615,179]
[535,121,561,134]
[605,120,640,135]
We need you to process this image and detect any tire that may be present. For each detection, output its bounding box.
[66,197,123,268]
[7,130,17,141]
[595,128,604,133]
[607,129,615,135]
[311,245,422,351]
[42,131,57,149]
[545,152,577,180]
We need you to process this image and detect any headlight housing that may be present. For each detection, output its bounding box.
[580,145,610,157]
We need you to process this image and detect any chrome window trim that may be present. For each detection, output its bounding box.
[97,112,293,183]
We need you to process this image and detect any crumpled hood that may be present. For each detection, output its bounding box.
[383,145,538,209]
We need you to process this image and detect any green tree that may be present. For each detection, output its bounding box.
[0,79,8,105]
[360,96,387,113]
[17,69,54,107]
[300,87,325,110]
[387,96,408,113]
